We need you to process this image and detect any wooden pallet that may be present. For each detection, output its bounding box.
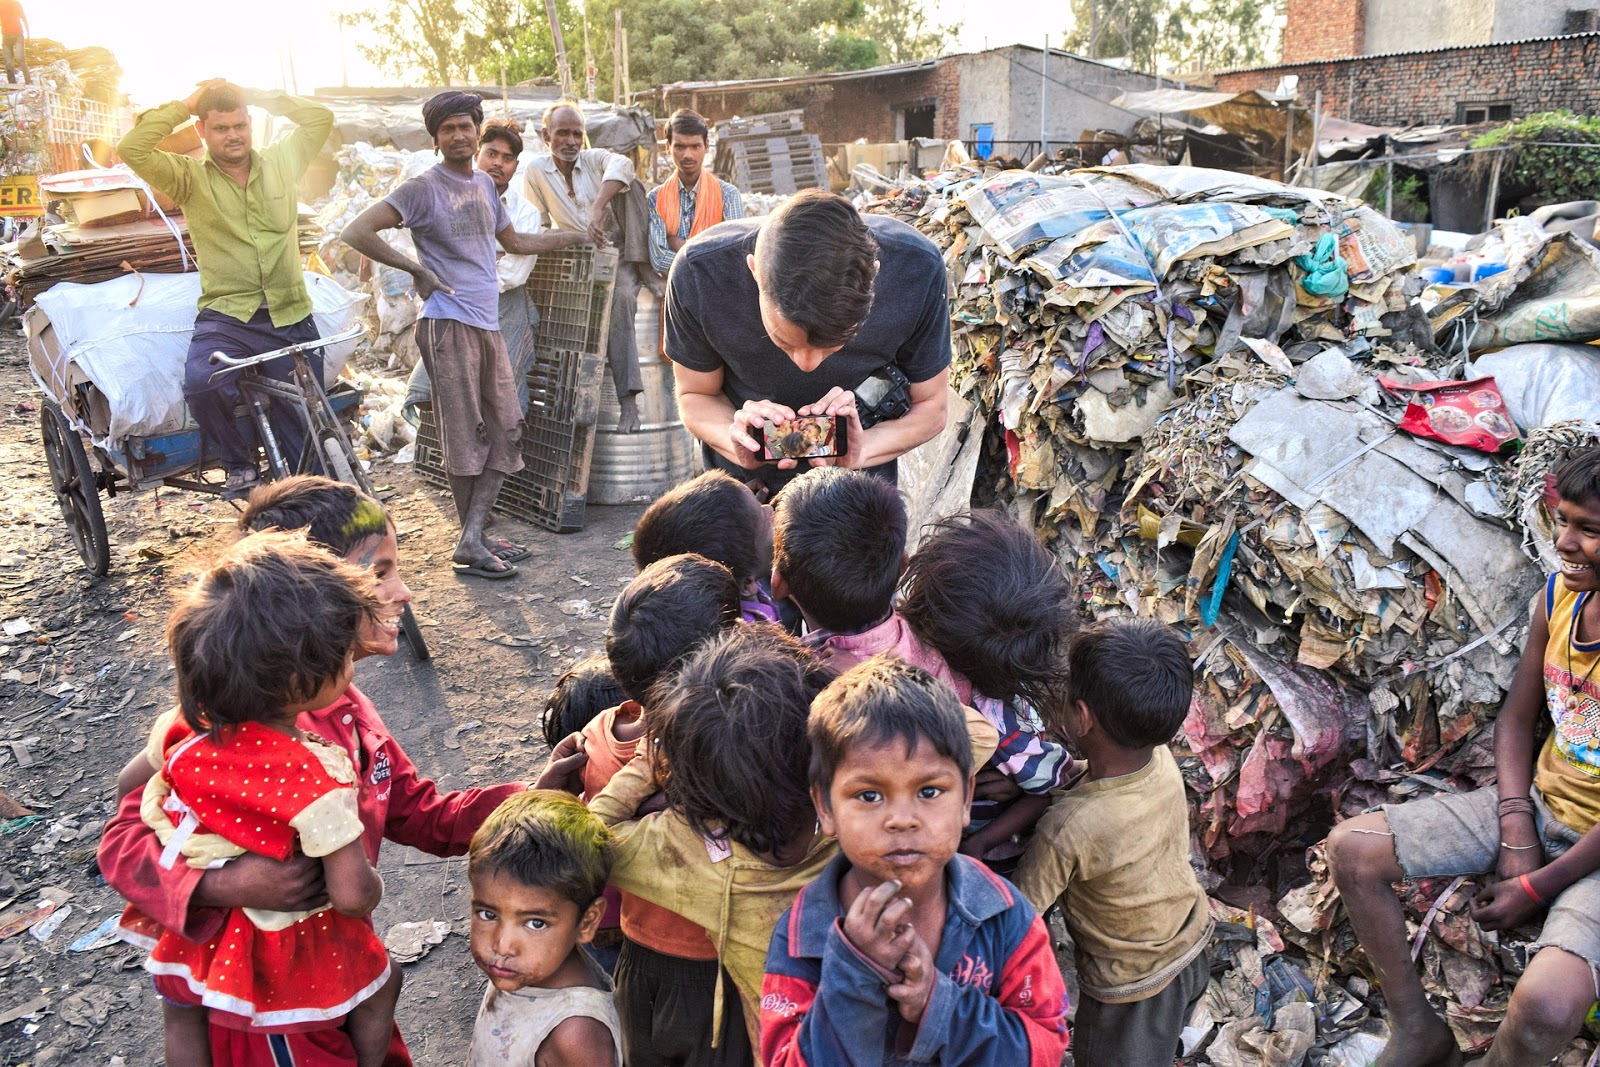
[715,132,828,194]
[714,110,805,139]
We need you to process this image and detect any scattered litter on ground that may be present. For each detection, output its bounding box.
[383,919,452,965]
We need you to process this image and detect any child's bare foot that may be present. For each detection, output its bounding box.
[1377,1017,1461,1067]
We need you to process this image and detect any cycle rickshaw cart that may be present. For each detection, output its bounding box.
[36,324,430,660]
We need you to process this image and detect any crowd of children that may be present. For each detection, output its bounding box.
[100,446,1600,1066]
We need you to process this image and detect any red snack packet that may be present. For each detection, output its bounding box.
[1378,375,1521,454]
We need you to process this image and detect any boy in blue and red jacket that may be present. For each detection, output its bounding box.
[760,656,1069,1066]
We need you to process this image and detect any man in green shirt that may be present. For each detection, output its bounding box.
[118,80,333,491]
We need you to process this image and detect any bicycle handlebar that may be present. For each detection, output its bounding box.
[207,327,366,375]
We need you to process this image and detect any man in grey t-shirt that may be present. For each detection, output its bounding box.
[666,189,952,493]
[341,92,587,579]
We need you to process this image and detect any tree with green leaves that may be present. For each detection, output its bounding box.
[579,0,878,88]
[352,0,894,92]
[1063,0,1281,74]
[858,0,960,64]
[352,0,476,85]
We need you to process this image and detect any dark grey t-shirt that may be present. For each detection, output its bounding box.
[664,214,951,487]
[384,165,510,331]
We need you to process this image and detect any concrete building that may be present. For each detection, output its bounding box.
[644,45,1165,156]
[1283,0,1593,63]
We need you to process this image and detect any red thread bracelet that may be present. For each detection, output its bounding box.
[1519,874,1547,906]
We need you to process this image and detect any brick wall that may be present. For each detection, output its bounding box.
[812,69,941,143]
[936,60,962,140]
[1283,0,1364,62]
[1214,32,1600,125]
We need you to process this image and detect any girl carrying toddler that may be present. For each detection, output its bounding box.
[116,531,402,1066]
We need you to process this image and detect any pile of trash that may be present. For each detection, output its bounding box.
[870,164,1600,1061]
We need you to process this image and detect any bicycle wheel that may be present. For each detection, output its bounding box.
[319,429,363,489]
[40,401,110,575]
[399,604,431,661]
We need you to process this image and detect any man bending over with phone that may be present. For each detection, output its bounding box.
[665,189,951,493]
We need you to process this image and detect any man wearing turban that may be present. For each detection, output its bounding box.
[341,91,588,579]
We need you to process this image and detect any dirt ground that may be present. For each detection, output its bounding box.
[0,331,645,1065]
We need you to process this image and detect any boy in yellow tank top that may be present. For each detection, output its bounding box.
[1327,446,1600,1067]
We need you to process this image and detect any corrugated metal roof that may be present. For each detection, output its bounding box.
[1216,29,1600,74]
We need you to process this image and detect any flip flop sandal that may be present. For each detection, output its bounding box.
[452,556,519,580]
[488,539,532,563]
[223,467,260,491]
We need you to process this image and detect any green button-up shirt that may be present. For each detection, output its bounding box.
[117,90,332,327]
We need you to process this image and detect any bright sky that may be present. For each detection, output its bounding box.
[942,0,1076,55]
[43,0,1073,108]
[34,0,383,108]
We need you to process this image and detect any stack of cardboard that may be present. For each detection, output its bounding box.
[3,210,321,308]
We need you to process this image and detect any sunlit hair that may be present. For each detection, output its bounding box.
[540,654,625,749]
[900,509,1075,709]
[468,790,614,908]
[648,624,836,856]
[195,84,245,123]
[167,531,377,732]
[481,117,524,156]
[754,189,878,347]
[632,470,767,583]
[772,468,905,633]
[541,99,586,140]
[666,108,710,144]
[237,475,391,558]
[605,553,740,704]
[1555,446,1600,509]
[1056,617,1194,749]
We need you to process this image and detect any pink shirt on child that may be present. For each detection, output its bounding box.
[804,612,973,702]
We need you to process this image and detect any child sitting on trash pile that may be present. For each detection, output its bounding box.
[1328,445,1600,1067]
[1014,617,1213,1067]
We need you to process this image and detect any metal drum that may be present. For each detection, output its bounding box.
[588,289,697,504]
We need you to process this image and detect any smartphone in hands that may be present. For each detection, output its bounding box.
[754,415,848,460]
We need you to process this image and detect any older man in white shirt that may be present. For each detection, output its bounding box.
[524,101,645,433]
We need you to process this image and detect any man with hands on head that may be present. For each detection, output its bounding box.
[340,92,588,582]
[118,78,334,493]
[666,188,952,495]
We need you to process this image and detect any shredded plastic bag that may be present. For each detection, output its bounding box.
[1295,232,1350,298]
[1380,376,1520,455]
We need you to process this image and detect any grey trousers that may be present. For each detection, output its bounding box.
[2,36,26,85]
[607,261,645,398]
[1072,948,1210,1067]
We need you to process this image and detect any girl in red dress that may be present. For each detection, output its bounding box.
[126,531,402,1067]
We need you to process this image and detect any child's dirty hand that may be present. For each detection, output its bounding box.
[1470,876,1544,931]
[841,878,916,976]
[533,730,588,794]
[888,930,935,1024]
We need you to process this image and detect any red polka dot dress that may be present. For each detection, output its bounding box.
[140,721,392,1032]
